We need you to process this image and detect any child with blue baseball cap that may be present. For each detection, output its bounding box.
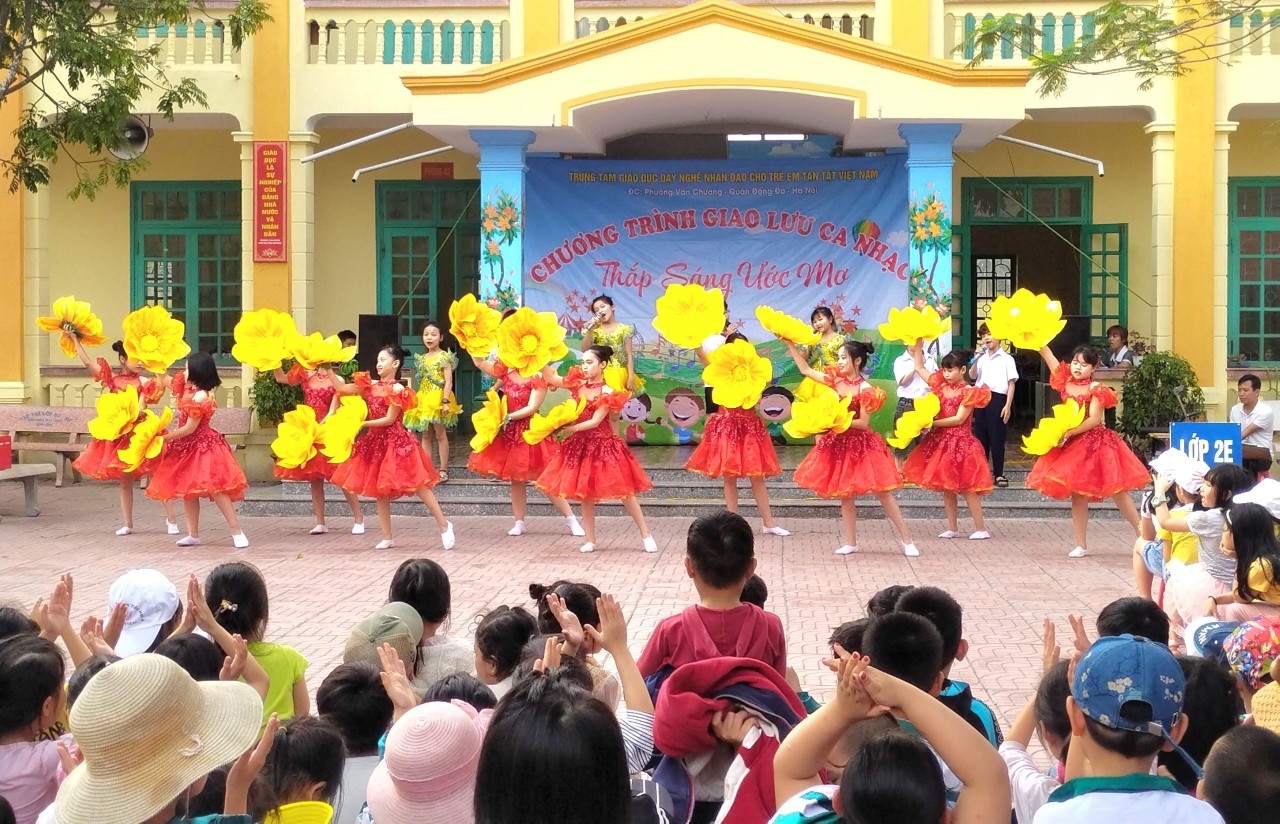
[1034,634,1223,824]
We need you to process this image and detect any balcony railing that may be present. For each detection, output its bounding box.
[135,21,242,66]
[574,3,874,39]
[305,17,508,65]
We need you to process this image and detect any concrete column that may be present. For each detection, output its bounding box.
[899,122,962,355]
[289,130,321,331]
[0,91,24,402]
[1145,122,1175,354]
[471,129,536,309]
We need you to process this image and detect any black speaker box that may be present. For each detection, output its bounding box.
[357,314,401,373]
[1048,315,1091,361]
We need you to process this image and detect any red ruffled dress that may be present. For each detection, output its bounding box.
[793,370,901,498]
[73,359,167,480]
[536,379,653,501]
[330,375,440,499]
[273,363,340,482]
[1026,362,1149,501]
[902,373,993,494]
[685,404,781,479]
[467,362,558,482]
[146,376,248,501]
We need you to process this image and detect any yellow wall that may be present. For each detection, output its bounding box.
[0,92,22,391]
[1227,120,1280,176]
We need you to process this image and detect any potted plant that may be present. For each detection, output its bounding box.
[1117,350,1205,459]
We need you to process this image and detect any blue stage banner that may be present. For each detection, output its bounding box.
[521,157,910,444]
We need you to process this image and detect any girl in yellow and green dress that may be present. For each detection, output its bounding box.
[796,305,849,400]
[581,294,636,392]
[403,321,460,481]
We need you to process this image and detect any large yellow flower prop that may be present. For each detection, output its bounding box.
[272,405,322,469]
[37,295,107,357]
[319,397,368,463]
[755,306,819,347]
[291,332,356,371]
[122,305,190,372]
[886,393,942,449]
[88,384,141,441]
[496,307,568,377]
[117,406,172,473]
[652,283,725,348]
[1022,400,1087,455]
[703,339,772,410]
[877,306,950,346]
[449,294,503,356]
[469,390,508,451]
[984,289,1066,351]
[231,308,299,371]
[524,397,587,445]
[784,387,854,438]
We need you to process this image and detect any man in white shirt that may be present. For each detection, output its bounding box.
[969,323,1018,487]
[1230,373,1274,478]
[891,339,937,470]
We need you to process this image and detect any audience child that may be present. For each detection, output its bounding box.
[1203,501,1280,621]
[1001,659,1071,824]
[250,716,346,824]
[638,511,787,677]
[316,662,392,824]
[740,574,768,609]
[1033,634,1220,824]
[474,606,538,700]
[165,576,270,699]
[421,672,496,711]
[770,653,1010,824]
[0,636,68,824]
[828,619,869,655]
[105,569,182,657]
[1222,618,1280,714]
[1161,656,1242,793]
[386,559,474,690]
[894,586,1003,746]
[1136,471,1202,599]
[0,797,14,824]
[1200,724,1280,824]
[342,602,423,672]
[65,654,117,711]
[866,584,914,617]
[205,562,308,724]
[1096,596,1171,645]
[0,607,40,640]
[531,581,622,710]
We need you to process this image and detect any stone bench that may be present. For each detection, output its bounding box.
[0,463,56,520]
[0,406,93,487]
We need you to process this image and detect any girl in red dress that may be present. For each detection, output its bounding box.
[146,352,249,548]
[468,354,586,538]
[686,334,789,537]
[901,351,993,540]
[1027,344,1147,557]
[330,345,455,551]
[271,362,365,536]
[71,339,179,535]
[784,340,920,557]
[536,345,656,554]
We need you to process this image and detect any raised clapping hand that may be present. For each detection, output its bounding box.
[1067,613,1090,656]
[545,592,585,655]
[219,634,251,682]
[377,642,419,722]
[224,713,280,816]
[78,616,116,657]
[830,647,885,722]
[583,593,628,656]
[533,634,565,673]
[1042,617,1061,676]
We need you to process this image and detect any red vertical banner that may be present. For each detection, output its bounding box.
[253,141,288,262]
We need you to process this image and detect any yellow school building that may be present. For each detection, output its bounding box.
[2,0,1277,438]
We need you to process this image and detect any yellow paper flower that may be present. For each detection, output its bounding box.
[231,308,299,372]
[469,390,508,451]
[984,289,1066,351]
[524,397,587,445]
[449,294,503,356]
[755,306,820,346]
[652,283,726,348]
[117,406,172,473]
[318,396,369,464]
[291,332,356,371]
[703,339,772,410]
[272,404,322,469]
[1021,400,1087,456]
[122,305,190,372]
[784,387,854,438]
[88,384,141,441]
[37,295,107,357]
[886,393,942,449]
[877,306,950,346]
[496,307,569,377]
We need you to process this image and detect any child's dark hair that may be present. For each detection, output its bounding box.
[0,606,39,640]
[337,329,356,342]
[1069,345,1100,367]
[1034,660,1072,762]
[1205,462,1256,512]
[421,672,497,712]
[939,350,970,370]
[841,340,874,372]
[252,716,347,821]
[585,344,614,365]
[978,322,992,337]
[1228,503,1280,602]
[1201,724,1280,824]
[829,618,870,655]
[685,510,755,589]
[422,319,443,335]
[475,606,538,682]
[154,633,223,681]
[67,653,119,710]
[863,612,944,693]
[0,634,64,736]
[112,340,128,360]
[316,661,394,756]
[0,795,15,824]
[186,351,222,391]
[1096,596,1171,645]
[866,585,914,618]
[514,640,593,692]
[893,586,964,668]
[811,306,835,324]
[205,562,269,642]
[840,731,945,824]
[740,574,768,608]
[1161,656,1243,791]
[529,581,601,636]
[379,344,409,376]
[388,558,451,625]
[725,331,749,345]
[1083,717,1165,760]
[590,294,615,310]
